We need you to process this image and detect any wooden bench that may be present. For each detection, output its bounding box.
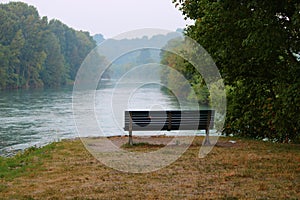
[124,110,215,145]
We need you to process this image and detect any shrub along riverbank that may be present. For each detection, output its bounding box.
[0,136,299,199]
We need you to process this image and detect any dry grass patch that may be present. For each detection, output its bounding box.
[0,136,299,199]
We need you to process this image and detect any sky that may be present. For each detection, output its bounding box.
[0,0,194,38]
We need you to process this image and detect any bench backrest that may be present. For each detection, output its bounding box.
[124,110,214,131]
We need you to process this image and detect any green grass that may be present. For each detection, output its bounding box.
[0,142,59,180]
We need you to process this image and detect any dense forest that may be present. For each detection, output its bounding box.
[162,0,300,142]
[0,2,96,89]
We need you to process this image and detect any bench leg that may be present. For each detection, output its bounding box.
[204,111,212,146]
[128,130,133,146]
[204,128,211,146]
[129,111,133,145]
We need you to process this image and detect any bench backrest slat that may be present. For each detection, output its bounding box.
[124,110,214,131]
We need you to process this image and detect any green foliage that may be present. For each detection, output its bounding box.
[0,2,96,89]
[160,39,209,104]
[40,32,65,87]
[173,0,300,142]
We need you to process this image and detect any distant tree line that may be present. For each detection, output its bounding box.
[162,0,300,142]
[0,2,96,89]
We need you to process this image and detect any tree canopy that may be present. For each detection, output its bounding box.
[170,0,300,142]
[160,39,210,104]
[0,2,96,89]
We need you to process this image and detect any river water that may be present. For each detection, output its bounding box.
[0,80,212,156]
[1,81,210,156]
[0,86,75,155]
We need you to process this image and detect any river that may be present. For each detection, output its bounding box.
[0,86,75,155]
[1,81,205,156]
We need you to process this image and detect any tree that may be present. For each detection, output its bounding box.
[0,2,96,89]
[40,32,65,87]
[160,38,209,104]
[49,20,96,81]
[9,29,25,88]
[0,44,9,88]
[173,0,300,142]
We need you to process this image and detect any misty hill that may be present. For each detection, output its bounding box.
[92,31,183,80]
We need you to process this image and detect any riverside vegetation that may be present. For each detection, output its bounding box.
[161,0,300,143]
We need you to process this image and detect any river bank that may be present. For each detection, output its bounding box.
[0,136,299,199]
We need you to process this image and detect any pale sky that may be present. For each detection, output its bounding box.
[0,0,193,38]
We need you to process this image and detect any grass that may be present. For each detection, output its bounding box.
[0,136,299,199]
[0,143,60,180]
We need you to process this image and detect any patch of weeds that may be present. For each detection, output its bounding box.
[0,142,59,180]
[258,183,268,191]
[22,195,36,200]
[236,168,254,178]
[192,140,203,146]
[121,142,165,153]
[121,142,164,148]
[222,196,239,200]
[0,184,8,192]
[122,142,149,148]
[5,194,36,200]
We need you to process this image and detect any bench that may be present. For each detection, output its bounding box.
[124,110,215,145]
